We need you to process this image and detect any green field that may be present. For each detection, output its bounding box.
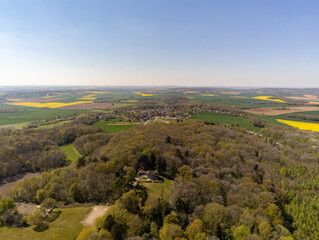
[142,177,172,203]
[93,119,136,133]
[185,93,290,108]
[60,144,81,163]
[0,108,88,126]
[0,207,91,240]
[189,112,261,131]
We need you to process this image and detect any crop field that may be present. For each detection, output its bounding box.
[185,93,289,108]
[8,100,93,108]
[252,96,286,103]
[60,144,82,163]
[0,207,91,240]
[189,112,261,131]
[276,119,319,132]
[245,107,319,115]
[0,108,87,126]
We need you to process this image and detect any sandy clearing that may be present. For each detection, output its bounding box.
[81,206,110,227]
[245,107,319,116]
[0,172,41,197]
[17,203,37,215]
[58,103,112,109]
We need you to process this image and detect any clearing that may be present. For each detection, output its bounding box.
[142,177,172,204]
[60,144,82,163]
[80,206,110,227]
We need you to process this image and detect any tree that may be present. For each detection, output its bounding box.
[233,225,250,240]
[41,198,57,213]
[159,223,183,240]
[185,219,206,240]
[27,209,47,231]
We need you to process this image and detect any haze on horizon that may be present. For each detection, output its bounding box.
[1,0,319,88]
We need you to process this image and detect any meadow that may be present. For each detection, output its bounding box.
[60,144,82,163]
[0,207,91,240]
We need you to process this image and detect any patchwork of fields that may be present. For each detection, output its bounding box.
[2,89,319,133]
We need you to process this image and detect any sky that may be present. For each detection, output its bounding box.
[0,0,319,87]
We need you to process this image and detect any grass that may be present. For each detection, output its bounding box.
[142,177,172,203]
[0,207,91,240]
[93,119,136,133]
[60,144,81,163]
[109,102,135,109]
[189,112,261,131]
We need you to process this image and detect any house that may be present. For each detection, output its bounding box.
[137,170,159,181]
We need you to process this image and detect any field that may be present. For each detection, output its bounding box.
[0,108,87,126]
[245,107,319,115]
[0,207,91,240]
[189,112,261,131]
[276,119,319,132]
[93,119,136,133]
[60,144,81,163]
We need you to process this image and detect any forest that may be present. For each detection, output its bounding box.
[0,109,318,239]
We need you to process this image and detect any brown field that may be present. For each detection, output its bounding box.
[306,101,319,105]
[286,95,319,101]
[58,103,112,109]
[0,172,41,197]
[80,206,109,227]
[220,91,242,95]
[245,106,319,115]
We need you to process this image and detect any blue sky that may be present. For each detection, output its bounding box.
[0,0,319,87]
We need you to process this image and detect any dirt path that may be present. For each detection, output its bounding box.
[0,172,41,197]
[80,206,110,227]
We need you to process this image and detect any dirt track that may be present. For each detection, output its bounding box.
[0,172,41,197]
[245,106,319,116]
[81,206,110,227]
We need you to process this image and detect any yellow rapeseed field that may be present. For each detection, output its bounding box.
[8,101,93,108]
[276,119,319,132]
[183,91,198,94]
[133,91,154,96]
[78,94,96,100]
[253,96,286,103]
[7,99,21,102]
[200,94,216,96]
